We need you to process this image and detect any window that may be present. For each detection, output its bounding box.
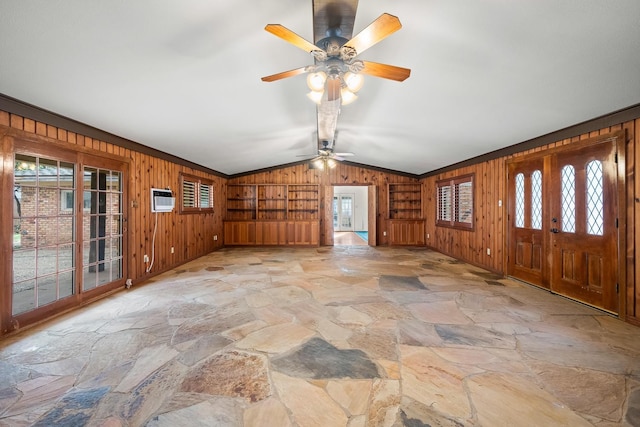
[180,173,214,213]
[61,190,92,211]
[436,174,474,230]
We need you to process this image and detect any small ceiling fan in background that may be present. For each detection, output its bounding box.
[298,131,355,169]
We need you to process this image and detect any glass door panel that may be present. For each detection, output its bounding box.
[12,154,77,315]
[82,167,123,291]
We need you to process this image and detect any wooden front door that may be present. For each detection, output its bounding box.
[508,133,621,313]
[507,156,546,288]
[549,140,618,312]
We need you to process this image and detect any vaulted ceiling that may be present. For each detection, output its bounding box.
[1,1,639,175]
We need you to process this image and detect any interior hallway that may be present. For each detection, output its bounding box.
[1,246,639,426]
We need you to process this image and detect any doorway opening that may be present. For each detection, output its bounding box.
[333,186,368,246]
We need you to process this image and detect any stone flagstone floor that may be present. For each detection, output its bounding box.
[1,246,639,426]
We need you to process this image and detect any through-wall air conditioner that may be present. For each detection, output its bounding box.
[151,188,175,213]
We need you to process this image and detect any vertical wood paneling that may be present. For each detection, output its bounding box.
[0,110,226,300]
[228,163,420,246]
[423,123,638,326]
[632,119,639,323]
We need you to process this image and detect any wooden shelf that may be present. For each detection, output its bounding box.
[225,183,319,221]
[388,183,423,220]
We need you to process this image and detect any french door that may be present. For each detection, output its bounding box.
[333,194,354,231]
[507,134,621,313]
[10,145,126,324]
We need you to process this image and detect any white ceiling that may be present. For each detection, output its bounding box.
[1,1,639,175]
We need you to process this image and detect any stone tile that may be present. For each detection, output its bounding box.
[243,397,292,427]
[118,360,187,426]
[348,328,398,360]
[271,337,380,379]
[271,372,349,427]
[435,324,516,349]
[147,399,240,427]
[408,300,472,325]
[467,372,593,426]
[397,397,467,427]
[220,319,268,341]
[626,388,640,426]
[366,379,400,427]
[2,246,639,426]
[399,346,474,421]
[176,334,232,366]
[234,323,315,354]
[180,350,270,403]
[264,285,311,305]
[326,380,371,415]
[6,375,76,417]
[378,275,426,291]
[529,362,626,422]
[316,318,353,342]
[31,386,110,427]
[115,344,179,392]
[334,306,374,327]
[171,307,255,345]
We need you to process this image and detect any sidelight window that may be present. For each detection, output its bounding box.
[586,160,604,235]
[515,173,524,228]
[561,165,576,233]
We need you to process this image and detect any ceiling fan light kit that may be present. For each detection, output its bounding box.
[261,1,411,169]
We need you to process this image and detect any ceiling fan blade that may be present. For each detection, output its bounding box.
[360,61,411,82]
[342,13,402,56]
[265,24,319,53]
[334,152,354,156]
[332,155,346,161]
[261,66,309,82]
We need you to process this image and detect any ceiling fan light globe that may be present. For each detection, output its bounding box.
[327,158,337,169]
[307,90,324,104]
[306,71,327,91]
[344,72,364,92]
[340,88,358,105]
[313,159,325,170]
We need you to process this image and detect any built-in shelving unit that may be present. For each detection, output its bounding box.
[287,184,319,220]
[387,183,426,246]
[224,184,319,246]
[226,184,256,220]
[388,183,423,219]
[257,184,287,220]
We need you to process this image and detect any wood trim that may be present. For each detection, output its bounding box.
[422,103,640,178]
[0,94,227,178]
[1,135,14,333]
[228,159,421,180]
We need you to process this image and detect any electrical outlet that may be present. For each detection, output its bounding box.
[427,233,430,239]
[143,254,149,263]
[214,235,218,241]
[171,247,174,254]
[486,248,491,256]
[383,231,387,236]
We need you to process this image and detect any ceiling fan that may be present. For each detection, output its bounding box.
[262,0,410,164]
[298,133,355,169]
[261,3,411,90]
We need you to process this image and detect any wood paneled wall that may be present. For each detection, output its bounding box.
[0,110,226,333]
[228,163,421,246]
[422,120,638,325]
[423,158,506,273]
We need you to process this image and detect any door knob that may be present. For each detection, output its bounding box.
[550,228,559,233]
